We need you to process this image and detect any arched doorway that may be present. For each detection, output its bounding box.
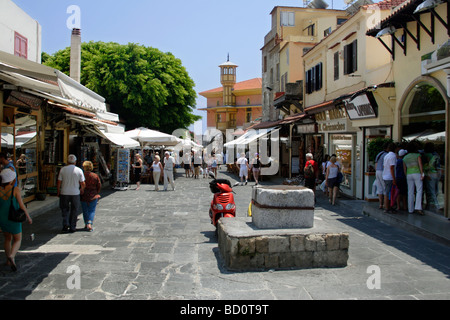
[401,79,447,215]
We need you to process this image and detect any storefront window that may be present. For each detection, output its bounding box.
[330,134,355,193]
[401,82,446,213]
[402,82,445,136]
[1,112,38,202]
[365,127,392,171]
[15,113,38,201]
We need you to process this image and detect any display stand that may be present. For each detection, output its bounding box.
[115,148,130,191]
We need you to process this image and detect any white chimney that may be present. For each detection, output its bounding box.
[70,28,81,83]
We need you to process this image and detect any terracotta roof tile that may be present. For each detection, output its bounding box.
[364,0,408,10]
[199,78,262,95]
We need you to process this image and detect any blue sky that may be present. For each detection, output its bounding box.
[12,0,350,133]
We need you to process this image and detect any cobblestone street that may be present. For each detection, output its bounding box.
[0,169,449,301]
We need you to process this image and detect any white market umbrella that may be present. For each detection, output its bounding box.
[125,127,182,147]
[180,139,203,150]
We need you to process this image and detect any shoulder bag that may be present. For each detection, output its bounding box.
[8,191,27,223]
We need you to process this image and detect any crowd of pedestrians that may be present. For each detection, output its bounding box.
[375,140,443,215]
[1,139,443,272]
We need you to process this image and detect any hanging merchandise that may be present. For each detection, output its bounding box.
[115,148,130,190]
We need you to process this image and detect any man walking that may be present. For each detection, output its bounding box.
[163,151,176,191]
[57,155,85,233]
[236,153,249,186]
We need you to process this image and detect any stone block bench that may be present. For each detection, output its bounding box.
[218,218,349,271]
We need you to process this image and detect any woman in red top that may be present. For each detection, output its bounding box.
[81,161,102,232]
[304,153,319,201]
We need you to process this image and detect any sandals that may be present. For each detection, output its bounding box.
[7,257,17,272]
[416,210,425,216]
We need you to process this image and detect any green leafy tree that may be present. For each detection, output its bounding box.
[43,42,200,133]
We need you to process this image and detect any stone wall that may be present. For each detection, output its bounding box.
[218,219,349,271]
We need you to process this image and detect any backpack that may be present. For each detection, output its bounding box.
[304,161,315,179]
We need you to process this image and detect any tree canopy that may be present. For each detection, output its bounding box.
[43,42,201,133]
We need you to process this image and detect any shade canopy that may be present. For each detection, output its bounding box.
[125,127,182,146]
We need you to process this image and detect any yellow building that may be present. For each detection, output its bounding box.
[303,0,405,199]
[199,59,263,135]
[367,0,450,217]
[262,5,349,122]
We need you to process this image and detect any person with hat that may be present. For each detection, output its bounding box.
[0,168,32,272]
[0,152,17,188]
[57,155,85,233]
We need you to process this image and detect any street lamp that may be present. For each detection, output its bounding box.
[414,0,443,14]
[375,26,397,38]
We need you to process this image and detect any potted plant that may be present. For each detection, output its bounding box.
[367,137,393,162]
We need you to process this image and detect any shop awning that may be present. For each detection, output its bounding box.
[66,114,139,148]
[97,131,140,149]
[125,127,182,147]
[304,100,336,115]
[224,127,280,147]
[0,51,112,119]
[66,114,124,134]
[56,71,108,114]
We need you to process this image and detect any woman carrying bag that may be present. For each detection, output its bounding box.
[0,169,32,272]
[81,161,102,232]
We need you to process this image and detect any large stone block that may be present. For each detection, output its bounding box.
[217,218,349,271]
[251,186,315,229]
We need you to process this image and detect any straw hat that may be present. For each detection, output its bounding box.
[1,169,16,184]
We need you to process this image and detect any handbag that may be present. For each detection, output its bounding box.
[337,172,344,184]
[8,193,27,223]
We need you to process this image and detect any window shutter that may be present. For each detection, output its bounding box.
[352,40,358,73]
[334,52,339,80]
[343,45,349,75]
[14,32,28,59]
[306,70,311,94]
[311,66,316,92]
[314,63,322,91]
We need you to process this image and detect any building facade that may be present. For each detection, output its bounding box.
[303,0,404,199]
[0,0,42,63]
[199,60,262,136]
[367,0,449,218]
[261,5,348,122]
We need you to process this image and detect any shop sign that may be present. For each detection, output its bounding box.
[318,120,347,132]
[343,92,378,120]
[317,105,350,132]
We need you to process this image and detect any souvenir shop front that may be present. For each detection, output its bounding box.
[400,78,448,215]
[1,90,42,203]
[311,103,359,198]
[41,107,138,194]
[340,85,395,201]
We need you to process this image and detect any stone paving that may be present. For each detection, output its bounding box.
[0,169,450,300]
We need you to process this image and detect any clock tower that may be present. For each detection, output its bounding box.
[219,55,238,106]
